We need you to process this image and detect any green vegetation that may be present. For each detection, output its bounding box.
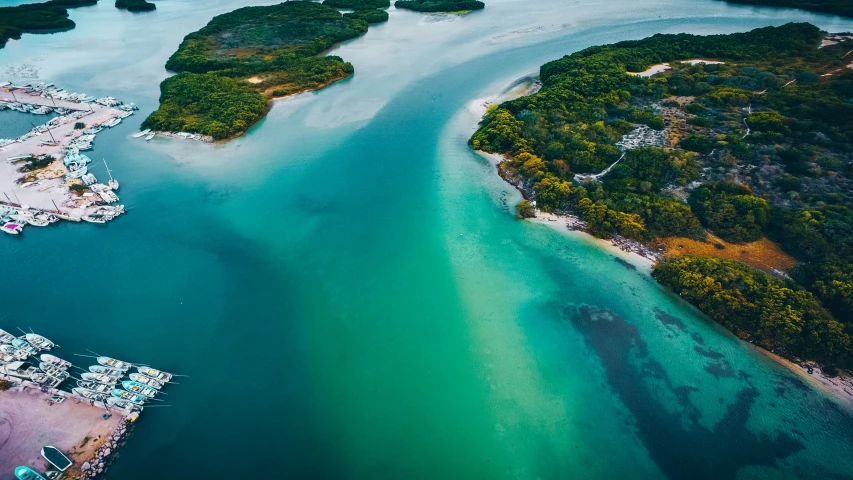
[689,182,770,243]
[18,155,55,172]
[472,23,853,369]
[516,200,535,218]
[654,256,850,369]
[394,0,484,13]
[74,122,86,129]
[324,0,389,9]
[0,379,11,392]
[115,0,155,12]
[143,1,372,140]
[0,0,97,49]
[721,0,853,18]
[344,9,389,23]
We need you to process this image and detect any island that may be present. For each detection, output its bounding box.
[394,0,485,13]
[115,0,156,12]
[0,0,98,49]
[721,0,853,18]
[323,0,390,24]
[471,23,853,373]
[142,1,374,140]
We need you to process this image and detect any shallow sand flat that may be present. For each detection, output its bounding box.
[0,387,122,474]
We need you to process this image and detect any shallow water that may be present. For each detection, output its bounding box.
[1,1,853,479]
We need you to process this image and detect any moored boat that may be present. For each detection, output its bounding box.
[2,222,23,234]
[31,372,62,388]
[121,380,157,398]
[0,352,16,363]
[25,333,54,350]
[110,388,145,405]
[107,396,142,412]
[136,366,172,382]
[89,365,123,376]
[73,387,108,402]
[40,354,71,369]
[15,466,46,480]
[77,380,111,393]
[98,356,130,372]
[0,345,28,361]
[0,329,15,343]
[39,363,69,381]
[128,372,163,389]
[131,128,151,138]
[80,372,119,385]
[11,338,38,356]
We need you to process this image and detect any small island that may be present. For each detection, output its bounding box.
[115,0,156,12]
[721,0,852,18]
[323,0,390,24]
[394,0,485,13]
[472,23,853,373]
[0,0,97,49]
[143,1,375,140]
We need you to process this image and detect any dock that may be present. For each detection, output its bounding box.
[0,83,133,231]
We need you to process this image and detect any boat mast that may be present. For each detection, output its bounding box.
[103,158,113,182]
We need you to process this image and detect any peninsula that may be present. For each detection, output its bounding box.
[471,23,853,373]
[115,0,155,12]
[0,0,98,49]
[142,1,373,140]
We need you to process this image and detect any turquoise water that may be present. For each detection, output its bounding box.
[2,1,853,478]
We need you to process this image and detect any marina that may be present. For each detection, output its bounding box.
[0,322,178,479]
[0,82,131,235]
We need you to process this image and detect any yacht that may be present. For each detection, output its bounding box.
[128,373,163,389]
[73,387,108,402]
[136,366,172,382]
[0,329,16,344]
[110,388,146,405]
[2,222,23,234]
[25,333,55,350]
[12,338,39,355]
[40,354,71,369]
[107,396,142,412]
[80,372,119,385]
[121,380,158,398]
[98,356,130,371]
[0,345,29,361]
[89,365,123,376]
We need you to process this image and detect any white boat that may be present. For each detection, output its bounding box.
[2,222,23,234]
[89,365,123,376]
[144,132,155,141]
[0,345,28,361]
[128,373,163,389]
[131,129,151,139]
[73,387,108,402]
[39,363,69,381]
[25,333,55,350]
[0,352,16,363]
[136,366,172,382]
[103,159,119,191]
[31,372,62,388]
[24,214,50,227]
[81,215,107,224]
[12,338,39,355]
[80,372,119,385]
[98,356,130,371]
[77,380,111,393]
[0,329,16,344]
[40,354,71,369]
[107,396,142,412]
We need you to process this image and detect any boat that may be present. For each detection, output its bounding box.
[25,333,54,350]
[2,222,23,234]
[121,380,157,398]
[31,372,62,388]
[24,214,50,227]
[0,329,16,344]
[77,380,111,393]
[128,373,163,389]
[72,387,108,402]
[144,132,155,141]
[0,352,16,363]
[40,354,71,369]
[81,214,107,224]
[0,345,28,361]
[89,365,123,376]
[14,466,46,480]
[39,363,69,381]
[136,366,172,382]
[41,446,73,472]
[103,117,121,128]
[80,372,119,385]
[107,396,142,412]
[110,388,146,405]
[102,159,119,191]
[98,356,130,371]
[12,338,39,356]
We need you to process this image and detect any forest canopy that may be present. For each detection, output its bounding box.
[0,0,97,49]
[394,0,485,12]
[720,0,853,18]
[143,1,372,140]
[115,0,156,12]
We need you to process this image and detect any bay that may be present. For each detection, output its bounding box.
[1,0,852,478]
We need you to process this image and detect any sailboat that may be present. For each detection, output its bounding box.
[103,158,119,190]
